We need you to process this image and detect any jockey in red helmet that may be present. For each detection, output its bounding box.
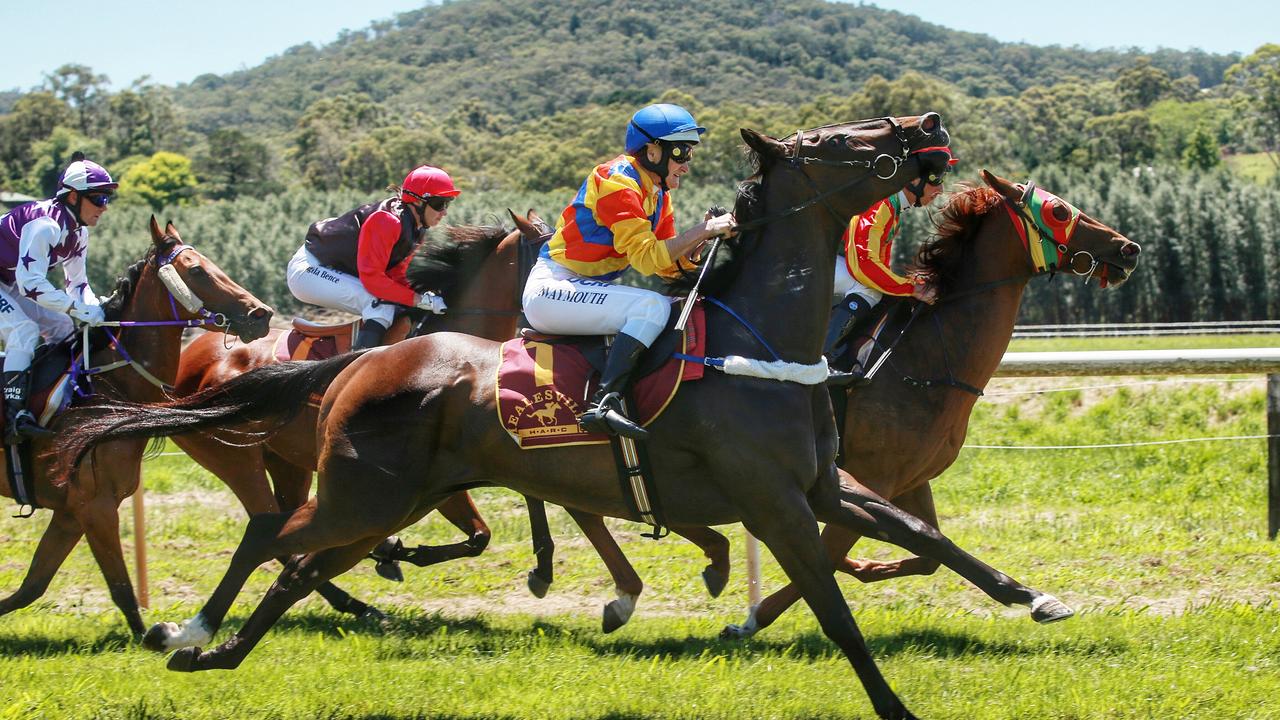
[287,165,461,349]
[520,104,738,440]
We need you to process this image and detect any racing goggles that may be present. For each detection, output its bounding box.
[404,189,453,212]
[666,142,695,166]
[83,191,115,208]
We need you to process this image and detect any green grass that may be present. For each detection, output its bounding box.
[1008,332,1280,352]
[1,365,1279,718]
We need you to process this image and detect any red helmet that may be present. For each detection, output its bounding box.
[401,165,460,204]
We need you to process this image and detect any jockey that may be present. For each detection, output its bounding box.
[0,154,115,442]
[287,165,458,349]
[825,145,957,384]
[521,103,737,440]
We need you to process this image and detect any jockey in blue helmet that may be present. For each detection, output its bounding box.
[521,103,737,439]
[0,153,116,441]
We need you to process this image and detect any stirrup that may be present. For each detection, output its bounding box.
[6,411,53,442]
[824,366,869,388]
[579,393,649,440]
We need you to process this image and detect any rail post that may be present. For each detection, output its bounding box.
[1268,374,1279,540]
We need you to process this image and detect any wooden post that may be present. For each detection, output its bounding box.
[132,480,149,608]
[1268,374,1280,540]
[744,529,761,608]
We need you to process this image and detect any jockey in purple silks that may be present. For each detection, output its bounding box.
[0,154,116,442]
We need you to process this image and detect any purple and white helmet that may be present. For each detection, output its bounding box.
[57,158,117,196]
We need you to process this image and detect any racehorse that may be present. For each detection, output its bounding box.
[60,114,952,718]
[172,216,730,631]
[722,170,1142,636]
[166,223,527,622]
[0,217,271,636]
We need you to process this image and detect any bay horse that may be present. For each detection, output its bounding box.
[0,217,271,636]
[172,216,731,632]
[60,114,953,718]
[723,170,1142,636]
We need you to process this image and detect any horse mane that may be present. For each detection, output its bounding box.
[910,184,1005,298]
[98,236,182,321]
[404,224,509,304]
[663,150,767,296]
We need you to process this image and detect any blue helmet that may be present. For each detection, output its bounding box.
[625,104,706,153]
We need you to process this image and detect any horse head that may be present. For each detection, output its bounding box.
[509,208,553,245]
[981,170,1141,288]
[145,216,274,341]
[739,112,950,225]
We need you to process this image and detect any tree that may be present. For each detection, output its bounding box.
[119,152,198,211]
[198,129,277,200]
[43,64,109,134]
[1116,58,1174,110]
[0,92,71,187]
[1085,111,1156,167]
[22,128,105,197]
[1225,44,1280,167]
[293,94,385,189]
[1182,125,1221,170]
[105,83,182,159]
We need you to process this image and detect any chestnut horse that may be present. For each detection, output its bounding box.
[60,114,953,718]
[723,170,1142,636]
[166,223,526,622]
[0,217,271,635]
[172,217,730,630]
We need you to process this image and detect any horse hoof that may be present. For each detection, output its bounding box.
[526,570,551,599]
[719,605,760,640]
[1030,594,1075,624]
[167,647,202,672]
[602,603,627,634]
[374,560,405,583]
[359,606,388,624]
[702,566,727,598]
[142,622,178,653]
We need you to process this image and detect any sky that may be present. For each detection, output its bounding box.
[1,0,1273,93]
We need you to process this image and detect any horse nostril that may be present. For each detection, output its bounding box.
[250,306,273,320]
[1121,242,1141,257]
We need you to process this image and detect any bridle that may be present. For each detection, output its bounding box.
[74,241,234,393]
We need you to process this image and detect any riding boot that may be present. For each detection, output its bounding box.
[352,320,389,350]
[579,332,649,440]
[3,370,52,443]
[823,294,876,387]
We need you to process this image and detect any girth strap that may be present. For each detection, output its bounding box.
[608,394,668,539]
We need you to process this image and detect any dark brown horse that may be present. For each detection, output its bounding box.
[0,217,271,635]
[60,115,952,718]
[723,170,1142,636]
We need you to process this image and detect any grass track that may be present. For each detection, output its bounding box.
[1,337,1279,718]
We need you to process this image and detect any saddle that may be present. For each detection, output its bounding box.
[275,315,415,362]
[829,298,908,379]
[497,303,706,449]
[2,339,84,514]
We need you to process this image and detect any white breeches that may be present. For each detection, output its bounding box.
[833,257,883,307]
[0,282,75,371]
[286,246,397,327]
[522,256,671,347]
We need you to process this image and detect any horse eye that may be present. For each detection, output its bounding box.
[1050,203,1070,222]
[188,265,208,278]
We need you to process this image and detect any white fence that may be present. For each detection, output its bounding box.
[1013,321,1280,338]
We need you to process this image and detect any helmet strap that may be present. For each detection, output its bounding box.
[61,190,86,228]
[638,142,675,191]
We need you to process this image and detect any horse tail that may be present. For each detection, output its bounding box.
[54,351,370,485]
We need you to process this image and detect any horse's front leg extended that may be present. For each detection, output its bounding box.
[745,491,917,720]
[524,496,555,597]
[825,481,1072,623]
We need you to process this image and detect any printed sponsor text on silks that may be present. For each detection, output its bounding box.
[538,286,609,305]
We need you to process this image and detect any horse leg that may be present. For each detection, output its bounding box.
[167,538,383,672]
[822,481,1073,623]
[670,525,730,598]
[837,484,943,581]
[524,496,555,598]
[393,491,493,567]
[722,521,861,639]
[0,509,85,620]
[262,450,383,621]
[563,508,642,633]
[77,494,147,637]
[746,493,916,720]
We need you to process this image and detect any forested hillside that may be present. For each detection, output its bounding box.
[2,0,1278,322]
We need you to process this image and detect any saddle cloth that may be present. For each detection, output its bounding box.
[0,343,78,438]
[496,303,706,449]
[274,318,359,362]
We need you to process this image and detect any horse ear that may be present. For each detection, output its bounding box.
[741,128,787,162]
[981,170,1020,202]
[508,208,538,240]
[165,221,181,242]
[527,208,543,225]
[149,215,163,241]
